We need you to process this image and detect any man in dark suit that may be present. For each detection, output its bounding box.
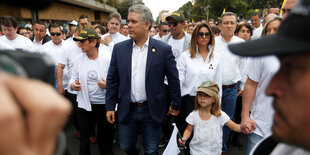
[31,22,51,47]
[106,4,181,155]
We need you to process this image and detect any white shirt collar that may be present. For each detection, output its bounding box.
[133,36,150,49]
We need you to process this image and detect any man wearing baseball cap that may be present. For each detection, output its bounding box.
[159,11,191,148]
[71,28,114,155]
[66,20,78,39]
[228,0,310,154]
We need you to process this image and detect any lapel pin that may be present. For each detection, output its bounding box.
[209,64,213,69]
[152,47,156,53]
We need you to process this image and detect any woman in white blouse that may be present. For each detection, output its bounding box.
[176,23,222,154]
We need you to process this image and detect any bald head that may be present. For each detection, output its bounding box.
[263,13,278,26]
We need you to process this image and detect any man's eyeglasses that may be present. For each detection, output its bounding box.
[162,29,170,33]
[50,32,61,36]
[198,32,211,37]
[168,22,179,27]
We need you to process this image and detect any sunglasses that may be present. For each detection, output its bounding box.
[50,32,61,36]
[198,32,211,37]
[162,29,170,33]
[168,22,179,27]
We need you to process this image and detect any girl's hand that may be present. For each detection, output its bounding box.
[178,138,186,146]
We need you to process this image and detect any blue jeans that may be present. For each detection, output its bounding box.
[118,104,162,155]
[247,133,263,155]
[221,84,238,152]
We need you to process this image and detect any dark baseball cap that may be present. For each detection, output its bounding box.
[73,28,99,41]
[228,0,310,57]
[166,11,185,22]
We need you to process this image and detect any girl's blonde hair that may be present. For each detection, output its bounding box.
[194,92,221,117]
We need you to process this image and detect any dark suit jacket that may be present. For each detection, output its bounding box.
[106,37,181,124]
[31,34,51,45]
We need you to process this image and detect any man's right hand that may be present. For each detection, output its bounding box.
[106,111,115,124]
[241,116,256,134]
[57,86,65,95]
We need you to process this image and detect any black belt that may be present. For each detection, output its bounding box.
[222,83,237,89]
[131,101,148,106]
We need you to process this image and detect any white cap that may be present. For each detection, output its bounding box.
[69,20,78,26]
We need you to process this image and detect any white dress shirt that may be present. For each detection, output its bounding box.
[33,38,44,52]
[130,37,149,103]
[252,24,263,40]
[101,32,128,53]
[214,35,246,89]
[177,46,222,100]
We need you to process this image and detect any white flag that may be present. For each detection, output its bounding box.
[163,123,181,155]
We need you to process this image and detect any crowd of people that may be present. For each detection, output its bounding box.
[1,0,310,154]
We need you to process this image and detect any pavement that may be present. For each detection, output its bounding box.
[63,117,247,155]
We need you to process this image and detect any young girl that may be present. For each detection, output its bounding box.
[178,80,245,155]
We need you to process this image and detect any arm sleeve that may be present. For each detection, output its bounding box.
[176,53,186,93]
[105,46,120,111]
[186,112,195,125]
[165,45,182,110]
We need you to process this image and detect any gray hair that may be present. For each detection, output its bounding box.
[128,4,153,30]
[108,12,122,22]
[219,12,237,24]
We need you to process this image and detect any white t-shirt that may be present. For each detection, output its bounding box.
[168,37,185,61]
[70,50,111,111]
[41,40,69,89]
[0,40,15,50]
[243,56,280,137]
[177,47,222,99]
[0,35,35,52]
[84,57,106,104]
[58,38,82,94]
[186,110,230,155]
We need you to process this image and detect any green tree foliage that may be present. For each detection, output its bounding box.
[178,0,283,22]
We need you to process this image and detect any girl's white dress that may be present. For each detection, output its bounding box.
[186,110,229,155]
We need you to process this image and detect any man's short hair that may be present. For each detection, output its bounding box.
[17,26,27,34]
[0,15,18,28]
[34,21,47,28]
[108,12,122,23]
[48,24,61,32]
[251,12,262,18]
[79,15,89,22]
[121,24,127,28]
[219,12,237,24]
[158,22,168,30]
[208,19,215,23]
[128,4,153,30]
[95,25,107,35]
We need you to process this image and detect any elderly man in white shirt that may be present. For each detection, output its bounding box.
[214,12,246,154]
[100,12,128,53]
